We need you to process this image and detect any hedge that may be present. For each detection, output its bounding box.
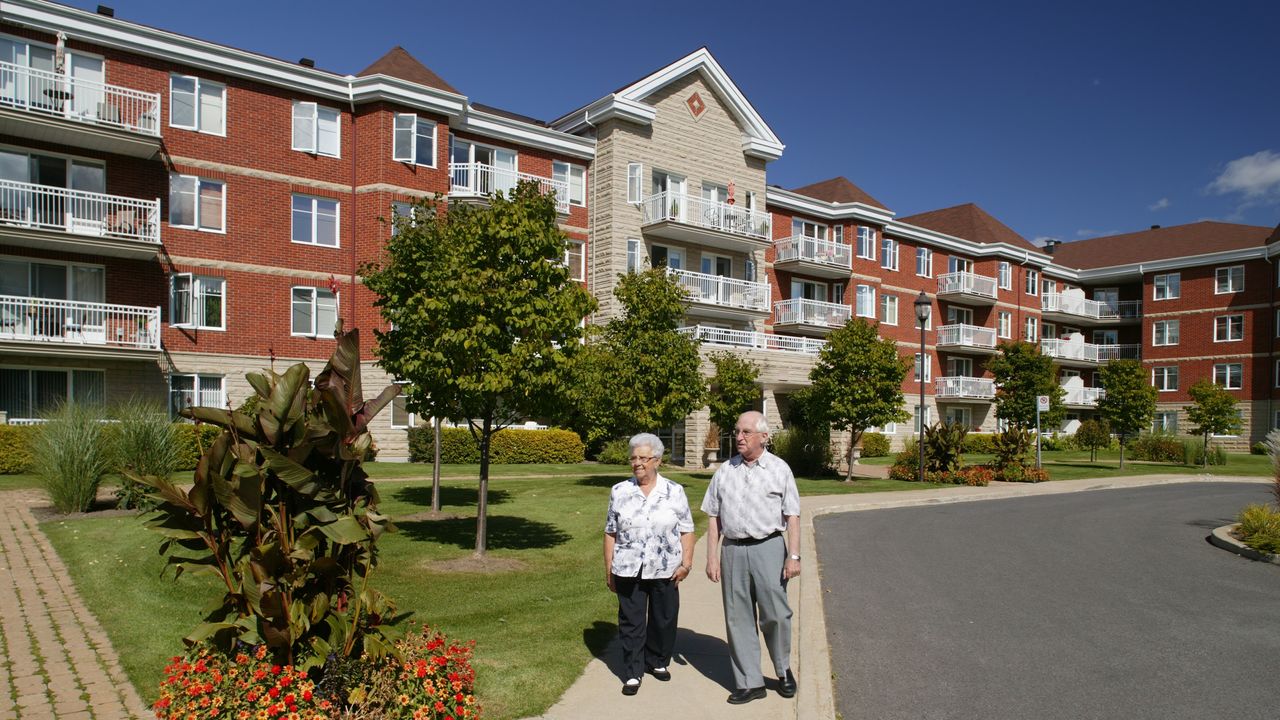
[0,425,36,474]
[407,426,584,464]
[174,423,222,471]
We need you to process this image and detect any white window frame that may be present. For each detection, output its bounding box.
[169,273,225,330]
[169,74,226,136]
[291,194,340,248]
[880,236,898,271]
[168,174,225,232]
[833,225,844,243]
[626,238,641,273]
[390,382,416,429]
[1214,314,1244,342]
[1213,363,1242,390]
[855,284,875,318]
[290,287,339,338]
[291,101,340,157]
[879,294,898,325]
[627,163,643,204]
[168,373,225,418]
[914,353,931,382]
[997,261,1012,290]
[1025,269,1039,296]
[997,311,1012,339]
[1211,409,1245,438]
[392,114,437,167]
[1153,411,1178,434]
[1024,316,1037,341]
[1274,358,1280,388]
[1153,272,1180,300]
[914,404,933,433]
[1152,320,1180,346]
[857,227,876,260]
[564,240,585,282]
[553,161,587,207]
[1152,366,1178,392]
[1215,265,1244,294]
[916,247,933,278]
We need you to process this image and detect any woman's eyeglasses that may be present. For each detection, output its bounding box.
[629,455,658,463]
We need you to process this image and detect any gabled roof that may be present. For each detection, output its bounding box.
[789,177,889,211]
[551,47,784,161]
[358,46,458,95]
[1050,221,1275,269]
[899,203,1040,253]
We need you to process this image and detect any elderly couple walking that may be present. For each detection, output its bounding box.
[602,410,802,704]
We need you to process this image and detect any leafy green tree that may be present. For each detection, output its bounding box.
[1097,359,1157,468]
[561,268,706,449]
[1186,379,1241,467]
[807,318,910,482]
[1075,417,1112,462]
[988,341,1064,431]
[707,351,760,448]
[362,182,596,555]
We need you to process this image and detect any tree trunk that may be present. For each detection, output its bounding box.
[1202,433,1209,468]
[475,416,491,557]
[845,434,856,483]
[431,416,442,513]
[1119,439,1125,469]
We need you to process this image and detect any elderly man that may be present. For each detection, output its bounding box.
[702,410,801,704]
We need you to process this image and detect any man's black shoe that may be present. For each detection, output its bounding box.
[777,669,797,698]
[647,666,671,681]
[727,687,767,704]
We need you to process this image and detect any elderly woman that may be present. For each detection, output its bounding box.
[603,432,696,696]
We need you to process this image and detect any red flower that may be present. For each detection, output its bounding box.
[267,687,280,699]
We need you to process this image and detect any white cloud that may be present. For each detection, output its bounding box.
[1075,229,1095,238]
[1148,197,1170,211]
[1032,236,1060,247]
[1208,150,1280,200]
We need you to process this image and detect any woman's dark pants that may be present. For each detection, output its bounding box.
[613,574,680,680]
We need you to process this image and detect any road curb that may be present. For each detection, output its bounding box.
[1209,523,1280,565]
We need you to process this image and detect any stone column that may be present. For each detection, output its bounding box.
[684,406,712,470]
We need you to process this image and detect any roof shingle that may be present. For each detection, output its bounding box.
[1049,221,1275,269]
[899,203,1040,253]
[358,46,458,95]
[789,177,889,211]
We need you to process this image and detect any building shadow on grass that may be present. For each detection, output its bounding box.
[587,622,735,688]
[390,485,511,508]
[396,515,569,550]
[576,474,628,488]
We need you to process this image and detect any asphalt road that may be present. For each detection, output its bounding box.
[816,482,1280,720]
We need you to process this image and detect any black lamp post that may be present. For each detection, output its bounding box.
[914,291,931,483]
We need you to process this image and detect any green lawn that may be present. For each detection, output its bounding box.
[858,448,1272,480]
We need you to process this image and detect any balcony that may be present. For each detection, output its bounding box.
[640,191,771,253]
[677,325,825,355]
[0,295,161,359]
[1040,338,1141,367]
[0,180,160,259]
[773,235,851,279]
[935,376,995,402]
[1063,386,1104,408]
[936,323,998,354]
[0,62,161,158]
[668,268,770,320]
[448,163,569,213]
[937,271,998,306]
[1041,293,1142,326]
[773,298,850,336]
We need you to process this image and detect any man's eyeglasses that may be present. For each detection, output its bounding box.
[629,455,659,463]
[732,429,759,437]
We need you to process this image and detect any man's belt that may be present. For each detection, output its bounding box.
[725,531,781,545]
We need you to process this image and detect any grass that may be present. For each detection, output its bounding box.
[859,449,1272,480]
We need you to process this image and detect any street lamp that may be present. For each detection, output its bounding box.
[914,290,931,484]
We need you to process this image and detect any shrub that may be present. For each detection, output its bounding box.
[154,644,332,720]
[0,425,35,474]
[770,427,831,477]
[924,422,967,473]
[1074,419,1113,460]
[172,423,220,471]
[32,403,113,513]
[1038,435,1068,451]
[110,399,182,510]
[998,464,1050,483]
[1251,441,1270,455]
[1237,503,1280,555]
[338,624,480,720]
[408,426,584,464]
[992,427,1032,469]
[859,432,891,458]
[1127,433,1184,463]
[962,433,996,454]
[934,466,993,486]
[1183,440,1227,466]
[595,437,631,464]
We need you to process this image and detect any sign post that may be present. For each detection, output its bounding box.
[1035,395,1050,469]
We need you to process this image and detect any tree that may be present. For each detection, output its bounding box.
[806,318,910,482]
[561,268,706,449]
[1186,379,1241,467]
[362,182,596,556]
[707,351,760,449]
[1097,359,1156,469]
[988,341,1064,431]
[1075,418,1112,462]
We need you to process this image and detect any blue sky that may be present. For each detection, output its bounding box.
[68,0,1280,244]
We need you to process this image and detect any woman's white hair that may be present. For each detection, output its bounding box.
[628,432,665,459]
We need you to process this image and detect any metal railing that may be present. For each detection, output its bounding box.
[1040,339,1141,363]
[677,325,826,354]
[667,268,770,312]
[0,179,160,244]
[1096,344,1141,361]
[0,61,160,136]
[640,191,771,241]
[937,271,997,299]
[0,295,160,350]
[774,235,851,269]
[935,376,996,399]
[1063,386,1105,406]
[774,298,850,328]
[448,162,569,213]
[1042,294,1140,321]
[936,323,997,349]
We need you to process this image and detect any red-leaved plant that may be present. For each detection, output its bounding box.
[154,644,333,720]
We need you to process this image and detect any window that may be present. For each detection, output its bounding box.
[997,311,1012,339]
[880,236,898,270]
[998,262,1012,290]
[1025,269,1039,295]
[168,373,224,418]
[291,101,340,157]
[1093,329,1118,345]
[553,161,586,207]
[793,219,827,239]
[291,287,338,337]
[947,306,973,325]
[291,195,339,247]
[916,247,932,277]
[169,174,225,232]
[1213,363,1242,389]
[1275,358,1280,388]
[1024,317,1038,341]
[627,163,643,204]
[879,294,898,325]
[390,201,414,236]
[1214,314,1244,342]
[1211,409,1245,437]
[0,367,103,421]
[1153,273,1180,300]
[855,285,875,318]
[1153,411,1178,433]
[1215,265,1244,294]
[947,357,973,377]
[857,227,876,260]
[564,240,585,282]
[1152,320,1179,346]
[649,244,683,270]
[170,274,225,329]
[914,353,931,382]
[169,75,225,135]
[626,238,641,273]
[833,225,844,243]
[1041,278,1057,296]
[944,406,971,427]
[913,404,933,432]
[948,257,972,274]
[392,114,436,166]
[1152,366,1179,392]
[390,384,415,429]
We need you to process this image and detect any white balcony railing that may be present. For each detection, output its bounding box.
[1041,340,1140,363]
[641,191,771,241]
[0,295,160,350]
[0,179,160,244]
[677,325,826,355]
[0,61,160,136]
[1063,386,1105,406]
[936,323,997,350]
[448,162,569,213]
[774,235,851,270]
[937,271,998,299]
[1096,344,1141,362]
[668,268,770,312]
[935,376,996,400]
[774,298,850,328]
[1042,294,1143,322]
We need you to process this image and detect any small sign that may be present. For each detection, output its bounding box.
[1037,395,1050,412]
[686,91,707,120]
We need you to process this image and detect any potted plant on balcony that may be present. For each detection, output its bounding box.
[669,197,680,218]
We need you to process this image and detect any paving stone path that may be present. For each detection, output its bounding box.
[0,490,150,720]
